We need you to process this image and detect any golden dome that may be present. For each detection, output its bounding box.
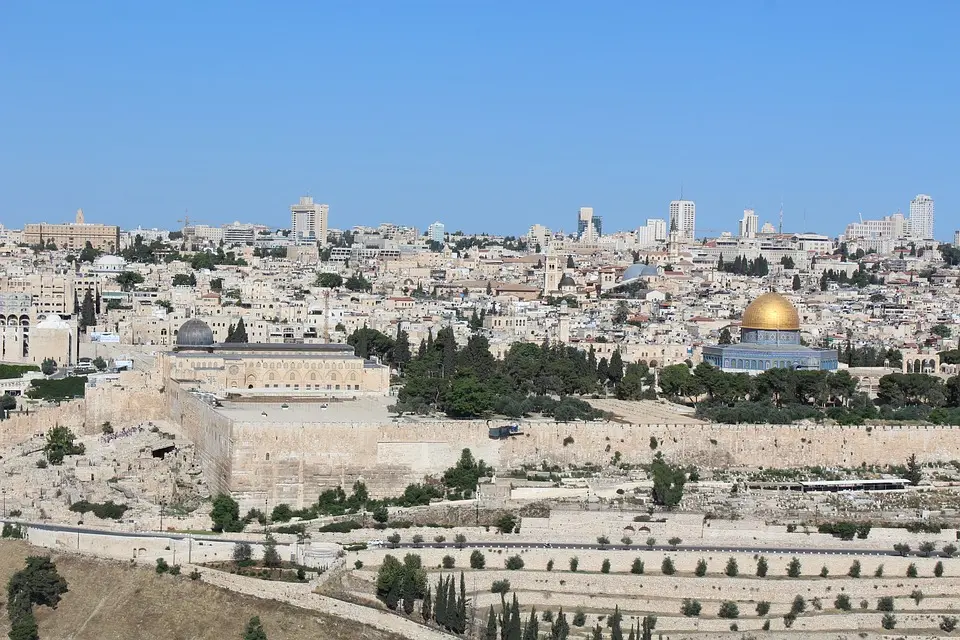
[740,292,800,331]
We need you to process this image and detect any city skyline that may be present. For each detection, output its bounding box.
[1,2,958,239]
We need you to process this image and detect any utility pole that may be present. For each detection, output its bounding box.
[323,290,331,342]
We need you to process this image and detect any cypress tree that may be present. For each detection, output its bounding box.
[457,571,469,634]
[421,585,432,623]
[523,607,539,640]
[485,606,499,640]
[610,606,623,640]
[445,575,457,631]
[507,594,521,640]
[232,317,248,342]
[434,576,446,626]
[402,573,416,615]
[80,289,96,330]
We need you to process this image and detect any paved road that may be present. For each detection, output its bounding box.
[3,518,936,559]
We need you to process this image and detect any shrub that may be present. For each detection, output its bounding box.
[755,556,768,577]
[834,593,851,610]
[491,579,510,594]
[755,601,770,616]
[620,536,632,545]
[189,569,201,580]
[546,559,554,571]
[69,500,129,520]
[569,557,579,572]
[943,543,958,558]
[36,459,48,469]
[505,555,524,570]
[940,616,958,632]
[681,599,702,617]
[783,612,796,628]
[893,543,911,556]
[934,560,944,577]
[848,560,861,578]
[600,559,611,574]
[572,609,586,627]
[877,596,894,612]
[695,559,707,576]
[630,558,644,574]
[434,535,446,544]
[646,537,656,548]
[386,533,401,546]
[155,558,169,574]
[881,613,896,630]
[820,565,829,577]
[790,595,806,615]
[470,550,485,569]
[317,519,361,534]
[497,514,517,534]
[169,565,181,576]
[761,620,770,631]
[874,564,884,577]
[724,557,738,577]
[412,534,424,545]
[442,555,455,569]
[906,563,918,578]
[919,541,937,557]
[668,536,682,547]
[232,542,252,563]
[811,597,822,611]
[354,560,363,569]
[911,589,923,605]
[786,557,801,577]
[718,601,739,619]
[454,533,467,547]
[661,557,675,575]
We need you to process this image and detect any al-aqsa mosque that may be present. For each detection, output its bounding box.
[702,292,838,374]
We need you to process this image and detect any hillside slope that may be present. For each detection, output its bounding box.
[0,541,401,640]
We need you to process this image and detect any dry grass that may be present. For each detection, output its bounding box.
[0,541,402,640]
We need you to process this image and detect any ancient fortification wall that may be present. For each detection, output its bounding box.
[0,371,167,449]
[225,418,960,509]
[166,384,233,495]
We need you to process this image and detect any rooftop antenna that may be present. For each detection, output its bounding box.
[779,199,784,234]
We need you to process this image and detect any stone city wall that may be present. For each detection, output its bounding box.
[0,372,167,449]
[221,417,960,509]
[166,383,234,495]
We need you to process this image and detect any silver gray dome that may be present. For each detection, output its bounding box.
[622,263,659,281]
[176,319,214,348]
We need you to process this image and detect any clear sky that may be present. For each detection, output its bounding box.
[1,1,957,239]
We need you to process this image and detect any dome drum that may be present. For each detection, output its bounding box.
[176,319,215,349]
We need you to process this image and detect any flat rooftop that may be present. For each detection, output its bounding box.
[213,395,395,423]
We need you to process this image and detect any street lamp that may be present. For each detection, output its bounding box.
[159,500,166,532]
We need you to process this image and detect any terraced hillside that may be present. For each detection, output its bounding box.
[341,546,960,638]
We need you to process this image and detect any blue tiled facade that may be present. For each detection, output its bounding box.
[702,327,838,373]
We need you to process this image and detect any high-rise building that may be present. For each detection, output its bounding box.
[526,224,550,250]
[576,207,602,241]
[427,221,445,244]
[909,194,934,240]
[290,196,329,244]
[635,219,667,247]
[738,209,759,238]
[954,230,960,247]
[669,200,696,241]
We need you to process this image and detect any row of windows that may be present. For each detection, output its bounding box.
[247,383,361,391]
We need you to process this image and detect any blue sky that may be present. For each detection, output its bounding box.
[1,2,957,239]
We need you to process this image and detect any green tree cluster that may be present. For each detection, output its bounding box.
[392,333,607,420]
[717,254,769,276]
[43,426,85,465]
[6,556,69,640]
